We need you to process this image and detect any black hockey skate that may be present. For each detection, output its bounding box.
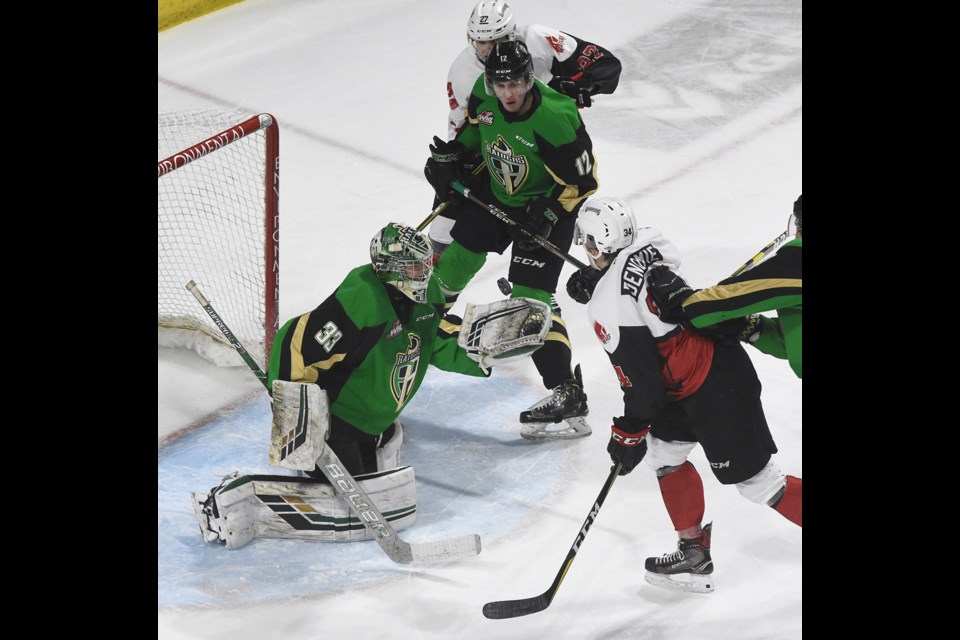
[644,522,715,593]
[519,365,591,440]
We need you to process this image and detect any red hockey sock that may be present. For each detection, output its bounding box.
[658,461,705,534]
[773,475,802,527]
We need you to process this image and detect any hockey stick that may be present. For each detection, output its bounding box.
[730,230,791,277]
[185,280,482,564]
[450,181,590,270]
[417,164,487,232]
[482,463,622,619]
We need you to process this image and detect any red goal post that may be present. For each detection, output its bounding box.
[158,111,279,368]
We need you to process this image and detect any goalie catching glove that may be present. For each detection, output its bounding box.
[458,297,552,371]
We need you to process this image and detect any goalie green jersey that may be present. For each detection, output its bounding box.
[268,265,488,436]
[457,77,599,213]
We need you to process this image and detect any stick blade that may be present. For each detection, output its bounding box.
[482,594,551,619]
[408,533,481,564]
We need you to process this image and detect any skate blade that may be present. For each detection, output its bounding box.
[520,416,592,441]
[644,570,715,594]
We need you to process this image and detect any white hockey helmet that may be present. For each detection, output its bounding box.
[370,223,434,303]
[574,197,637,268]
[467,1,517,61]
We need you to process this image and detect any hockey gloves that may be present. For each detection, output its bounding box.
[549,77,593,108]
[607,417,650,476]
[516,197,561,252]
[645,265,695,324]
[566,267,605,304]
[424,136,466,200]
[697,314,763,344]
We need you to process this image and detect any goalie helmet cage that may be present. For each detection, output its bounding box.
[158,110,279,368]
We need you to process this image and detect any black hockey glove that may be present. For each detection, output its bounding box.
[697,314,762,344]
[549,77,593,108]
[424,136,465,200]
[645,265,695,324]
[516,197,561,252]
[607,417,650,476]
[566,267,604,304]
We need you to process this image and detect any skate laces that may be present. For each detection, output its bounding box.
[655,549,685,566]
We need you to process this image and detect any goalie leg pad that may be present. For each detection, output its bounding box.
[376,420,403,471]
[269,380,330,471]
[459,297,553,370]
[194,466,417,548]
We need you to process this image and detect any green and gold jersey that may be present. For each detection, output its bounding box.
[683,238,802,378]
[457,78,599,213]
[268,265,488,435]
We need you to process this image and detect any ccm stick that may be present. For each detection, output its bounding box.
[185,280,481,564]
[482,463,622,619]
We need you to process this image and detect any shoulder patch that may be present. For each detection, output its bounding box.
[545,34,565,54]
[386,320,402,340]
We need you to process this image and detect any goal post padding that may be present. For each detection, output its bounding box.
[158,110,279,368]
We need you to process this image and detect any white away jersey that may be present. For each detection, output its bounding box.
[586,227,684,355]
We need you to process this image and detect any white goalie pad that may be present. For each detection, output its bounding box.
[268,380,330,471]
[459,297,552,370]
[192,466,417,549]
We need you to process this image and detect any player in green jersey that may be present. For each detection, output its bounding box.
[645,195,803,378]
[268,223,489,477]
[423,40,599,438]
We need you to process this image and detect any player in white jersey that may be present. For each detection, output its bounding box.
[565,196,802,593]
[429,0,622,260]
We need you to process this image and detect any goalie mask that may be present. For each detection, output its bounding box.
[370,223,434,304]
[574,197,637,269]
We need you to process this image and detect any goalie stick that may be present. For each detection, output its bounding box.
[185,280,482,564]
[482,463,622,619]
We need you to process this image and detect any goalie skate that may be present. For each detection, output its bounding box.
[192,491,223,544]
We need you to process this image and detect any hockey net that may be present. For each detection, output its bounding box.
[158,110,279,369]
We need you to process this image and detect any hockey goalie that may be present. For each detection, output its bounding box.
[192,223,553,549]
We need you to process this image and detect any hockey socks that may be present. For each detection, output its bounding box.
[770,475,802,527]
[657,461,706,534]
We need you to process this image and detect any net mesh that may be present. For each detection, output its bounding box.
[158,110,272,368]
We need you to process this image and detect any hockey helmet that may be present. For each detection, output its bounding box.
[792,194,802,235]
[467,1,517,62]
[484,40,534,96]
[574,197,637,269]
[370,223,434,303]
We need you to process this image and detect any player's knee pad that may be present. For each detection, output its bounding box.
[643,436,697,475]
[735,458,786,505]
[377,420,403,471]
